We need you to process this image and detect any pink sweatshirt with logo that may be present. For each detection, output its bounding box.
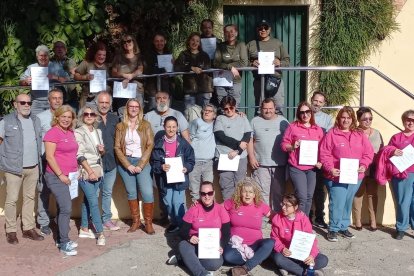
[281,121,324,170]
[271,211,319,258]
[319,127,374,182]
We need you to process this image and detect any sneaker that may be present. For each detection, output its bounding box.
[279,269,289,276]
[166,225,180,233]
[79,228,96,239]
[327,231,338,242]
[60,241,78,256]
[339,229,355,239]
[40,226,52,236]
[394,231,405,240]
[206,272,214,276]
[313,218,328,229]
[97,234,106,246]
[167,255,178,265]
[103,221,120,231]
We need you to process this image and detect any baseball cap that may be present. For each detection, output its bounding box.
[257,19,270,28]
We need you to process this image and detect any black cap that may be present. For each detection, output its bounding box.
[257,19,270,28]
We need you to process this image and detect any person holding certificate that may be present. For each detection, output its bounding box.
[281,102,323,216]
[174,32,213,108]
[151,116,195,233]
[176,181,230,276]
[387,110,414,240]
[43,105,79,256]
[74,105,106,246]
[214,96,252,200]
[111,34,144,111]
[319,106,374,242]
[352,107,383,232]
[74,41,110,108]
[114,98,155,234]
[271,194,328,276]
[223,178,275,276]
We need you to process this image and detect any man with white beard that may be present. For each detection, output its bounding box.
[144,91,190,142]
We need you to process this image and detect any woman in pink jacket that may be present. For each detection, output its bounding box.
[388,110,414,240]
[271,194,328,276]
[281,102,324,216]
[319,106,374,242]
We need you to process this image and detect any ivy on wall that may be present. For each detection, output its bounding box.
[310,0,398,106]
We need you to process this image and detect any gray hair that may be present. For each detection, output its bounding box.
[95,90,113,106]
[202,103,217,114]
[77,104,101,128]
[35,45,50,55]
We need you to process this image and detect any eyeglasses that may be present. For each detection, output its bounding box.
[83,112,97,117]
[200,191,214,197]
[123,39,133,44]
[298,110,312,116]
[17,101,32,106]
[204,109,214,113]
[223,106,235,112]
[405,118,414,123]
[258,26,269,31]
[361,117,373,122]
[280,202,293,208]
[128,105,140,109]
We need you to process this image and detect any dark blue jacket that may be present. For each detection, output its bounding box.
[151,135,195,193]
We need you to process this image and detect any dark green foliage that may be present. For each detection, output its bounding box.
[310,0,398,106]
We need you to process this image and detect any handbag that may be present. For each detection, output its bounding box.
[256,40,282,98]
[81,163,103,179]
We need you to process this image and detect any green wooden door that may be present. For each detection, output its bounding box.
[223,5,308,120]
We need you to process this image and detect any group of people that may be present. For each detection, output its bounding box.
[18,18,289,117]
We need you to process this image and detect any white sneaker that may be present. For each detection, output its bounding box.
[167,255,178,265]
[96,234,106,246]
[206,272,214,276]
[79,228,96,239]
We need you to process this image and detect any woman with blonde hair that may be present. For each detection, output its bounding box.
[44,105,78,256]
[74,105,106,245]
[114,98,155,234]
[223,178,274,276]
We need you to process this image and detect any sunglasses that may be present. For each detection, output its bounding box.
[200,191,214,197]
[17,101,32,106]
[280,202,293,208]
[223,106,235,112]
[123,39,133,44]
[298,110,312,116]
[258,26,269,31]
[83,112,97,117]
[405,118,414,123]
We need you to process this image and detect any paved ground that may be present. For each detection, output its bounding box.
[1,215,414,276]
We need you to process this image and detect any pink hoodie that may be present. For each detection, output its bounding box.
[375,145,407,185]
[271,211,319,258]
[388,132,414,173]
[319,127,374,181]
[281,121,324,170]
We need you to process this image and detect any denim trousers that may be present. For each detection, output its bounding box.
[100,167,117,223]
[44,172,72,244]
[163,185,186,226]
[272,252,329,276]
[391,173,414,231]
[289,166,317,216]
[324,178,362,232]
[118,157,154,202]
[188,160,214,201]
[178,240,223,276]
[80,178,104,233]
[223,238,274,271]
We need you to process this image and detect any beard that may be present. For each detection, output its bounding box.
[156,102,169,113]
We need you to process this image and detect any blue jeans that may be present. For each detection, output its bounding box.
[80,178,104,233]
[163,185,186,226]
[289,166,316,216]
[272,252,328,276]
[391,173,414,231]
[118,157,154,202]
[100,167,117,223]
[178,240,223,276]
[223,238,274,271]
[324,178,362,232]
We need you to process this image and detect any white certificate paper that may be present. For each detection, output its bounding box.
[390,144,414,173]
[198,228,220,259]
[31,67,49,90]
[68,171,79,199]
[258,52,275,74]
[157,54,173,72]
[113,81,137,98]
[213,71,233,87]
[201,38,217,60]
[339,158,359,184]
[299,140,319,166]
[165,157,185,183]
[289,230,316,261]
[217,154,240,171]
[89,70,107,93]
